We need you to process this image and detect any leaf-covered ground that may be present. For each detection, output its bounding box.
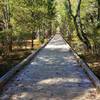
[0,49,33,77]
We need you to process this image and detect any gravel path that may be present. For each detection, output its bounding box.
[0,34,100,100]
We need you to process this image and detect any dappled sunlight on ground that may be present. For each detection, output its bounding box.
[37,77,81,85]
[0,34,99,100]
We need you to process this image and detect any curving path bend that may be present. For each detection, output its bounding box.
[0,34,100,100]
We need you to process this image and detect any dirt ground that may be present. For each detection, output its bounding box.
[67,36,100,79]
[84,54,100,78]
[0,49,34,77]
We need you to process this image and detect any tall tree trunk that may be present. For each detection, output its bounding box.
[67,0,91,49]
[9,33,13,51]
[31,31,36,49]
[97,0,100,21]
[48,21,52,37]
[3,0,12,52]
[31,32,34,49]
[73,17,84,43]
[77,14,91,49]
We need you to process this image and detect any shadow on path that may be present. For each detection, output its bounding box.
[0,34,99,100]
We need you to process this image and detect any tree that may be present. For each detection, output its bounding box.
[66,0,91,49]
[97,0,100,21]
[47,0,56,36]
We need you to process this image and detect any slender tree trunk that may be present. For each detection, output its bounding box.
[3,0,12,52]
[77,15,91,49]
[31,32,34,49]
[73,17,83,42]
[9,33,13,51]
[48,21,52,37]
[67,0,91,49]
[97,0,100,21]
[31,31,36,49]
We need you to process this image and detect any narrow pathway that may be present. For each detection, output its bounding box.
[0,34,99,100]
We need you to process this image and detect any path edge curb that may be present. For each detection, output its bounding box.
[0,35,54,90]
[61,35,100,91]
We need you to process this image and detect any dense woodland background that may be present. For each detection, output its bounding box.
[0,0,100,78]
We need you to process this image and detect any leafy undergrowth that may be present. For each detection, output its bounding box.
[0,49,34,77]
[66,35,100,79]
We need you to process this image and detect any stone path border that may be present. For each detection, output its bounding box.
[0,35,54,90]
[62,35,100,91]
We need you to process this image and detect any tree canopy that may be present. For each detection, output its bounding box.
[0,0,100,55]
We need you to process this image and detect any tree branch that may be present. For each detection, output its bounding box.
[75,0,81,17]
[67,0,74,18]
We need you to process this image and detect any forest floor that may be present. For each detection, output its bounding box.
[67,36,100,79]
[0,49,35,77]
[83,54,100,79]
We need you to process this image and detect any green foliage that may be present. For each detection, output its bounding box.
[0,0,99,56]
[0,0,57,57]
[55,0,100,54]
